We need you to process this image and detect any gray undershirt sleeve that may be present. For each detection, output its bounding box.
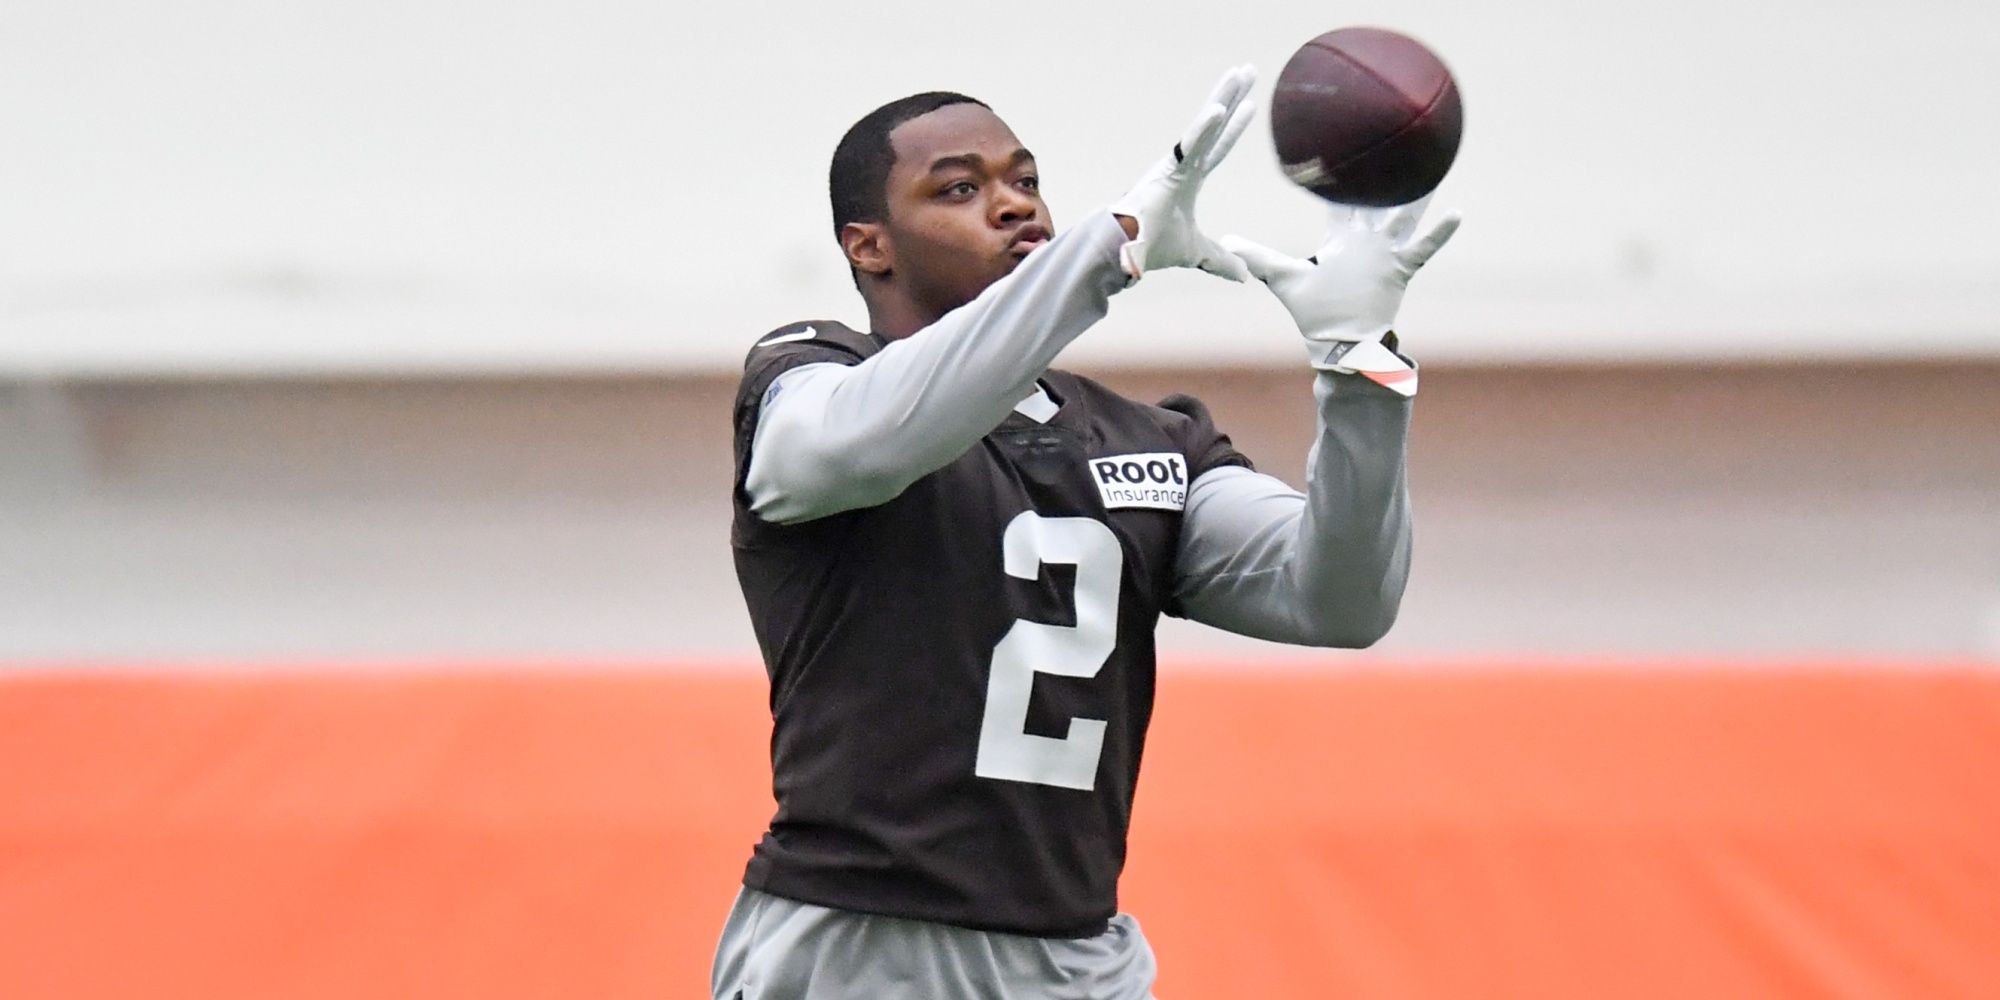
[745,211,1134,525]
[1171,371,1414,647]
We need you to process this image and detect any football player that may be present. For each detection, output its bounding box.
[714,66,1458,1000]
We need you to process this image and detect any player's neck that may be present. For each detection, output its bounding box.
[861,293,940,342]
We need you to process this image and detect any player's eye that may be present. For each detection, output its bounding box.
[941,180,978,199]
[1017,175,1039,192]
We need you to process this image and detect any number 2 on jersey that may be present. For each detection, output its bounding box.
[974,512,1122,791]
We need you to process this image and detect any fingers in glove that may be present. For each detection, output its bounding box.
[1174,102,1230,170]
[1343,205,1394,234]
[1320,202,1373,244]
[1218,235,1296,284]
[1199,64,1256,122]
[1397,211,1462,272]
[1379,195,1433,242]
[1194,236,1252,282]
[1179,65,1255,167]
[1196,96,1258,175]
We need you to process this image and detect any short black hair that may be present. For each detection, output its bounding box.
[829,91,990,235]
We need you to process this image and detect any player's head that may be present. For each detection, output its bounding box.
[829,92,1052,333]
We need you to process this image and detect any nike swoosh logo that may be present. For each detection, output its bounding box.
[757,326,817,347]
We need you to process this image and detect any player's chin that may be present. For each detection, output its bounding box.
[998,248,1034,276]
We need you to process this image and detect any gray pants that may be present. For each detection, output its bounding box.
[711,888,1160,1000]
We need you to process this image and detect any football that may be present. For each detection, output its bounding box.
[1270,26,1463,207]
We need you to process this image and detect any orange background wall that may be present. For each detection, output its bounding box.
[4,666,1998,999]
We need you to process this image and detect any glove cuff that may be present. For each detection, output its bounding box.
[1117,237,1149,281]
[1304,337,1420,397]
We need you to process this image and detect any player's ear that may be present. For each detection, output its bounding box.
[841,221,892,279]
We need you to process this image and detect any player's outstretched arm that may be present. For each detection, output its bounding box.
[1170,374,1413,646]
[745,68,1257,526]
[746,213,1130,524]
[1168,201,1458,646]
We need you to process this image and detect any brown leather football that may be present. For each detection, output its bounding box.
[1270,27,1464,207]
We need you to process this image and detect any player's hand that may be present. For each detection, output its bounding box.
[1221,198,1459,396]
[1109,65,1257,282]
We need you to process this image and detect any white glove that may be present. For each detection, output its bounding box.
[1109,65,1257,282]
[1222,199,1460,397]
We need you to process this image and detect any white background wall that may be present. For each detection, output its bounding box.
[6,0,1999,374]
[5,364,1997,664]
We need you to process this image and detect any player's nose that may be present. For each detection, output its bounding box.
[990,183,1038,226]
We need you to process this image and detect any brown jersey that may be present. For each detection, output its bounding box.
[730,320,1252,937]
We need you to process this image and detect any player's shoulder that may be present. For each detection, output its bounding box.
[742,320,879,371]
[737,320,881,407]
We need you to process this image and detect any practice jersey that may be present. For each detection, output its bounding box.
[730,320,1251,938]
